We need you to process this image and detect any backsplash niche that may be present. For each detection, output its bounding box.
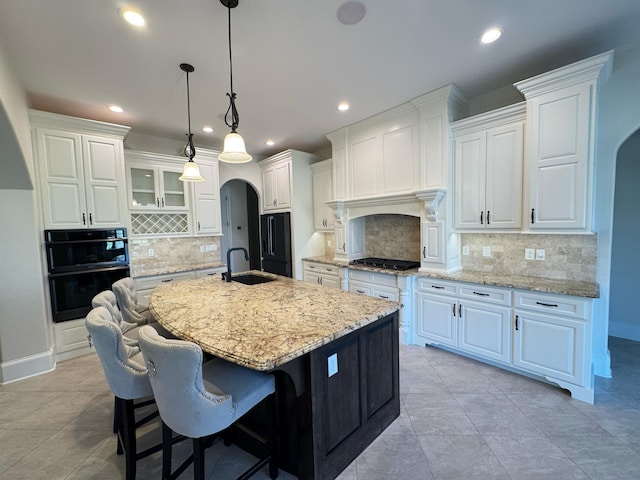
[362,214,421,261]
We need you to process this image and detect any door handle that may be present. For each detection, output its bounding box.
[487,210,490,225]
[480,211,483,225]
[89,213,93,225]
[531,208,535,224]
[82,212,86,225]
[473,291,490,297]
[515,315,519,331]
[452,303,456,317]
[423,246,426,259]
[458,304,462,317]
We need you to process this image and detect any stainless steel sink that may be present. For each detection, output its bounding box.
[231,274,276,285]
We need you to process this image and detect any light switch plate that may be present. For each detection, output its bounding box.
[327,353,338,377]
[525,248,535,260]
[536,249,546,260]
[148,248,155,257]
[462,246,470,256]
[482,246,491,257]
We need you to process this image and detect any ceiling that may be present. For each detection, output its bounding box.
[1,0,639,160]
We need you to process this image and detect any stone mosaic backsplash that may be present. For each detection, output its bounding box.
[129,236,222,276]
[325,232,336,259]
[364,214,421,261]
[460,233,597,282]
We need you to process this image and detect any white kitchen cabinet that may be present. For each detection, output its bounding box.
[302,261,340,289]
[421,221,444,265]
[126,158,189,212]
[348,105,420,199]
[415,278,511,364]
[193,156,221,235]
[262,159,292,211]
[348,269,399,301]
[311,160,334,231]
[30,111,130,229]
[452,104,525,230]
[515,51,612,232]
[513,290,591,400]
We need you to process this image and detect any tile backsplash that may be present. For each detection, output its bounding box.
[460,233,597,282]
[129,236,221,275]
[365,215,421,261]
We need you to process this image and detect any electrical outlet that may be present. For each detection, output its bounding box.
[211,244,217,252]
[462,245,470,256]
[148,248,154,257]
[482,246,491,257]
[205,245,215,252]
[200,245,205,253]
[525,248,535,260]
[327,240,332,247]
[327,353,338,377]
[536,249,546,260]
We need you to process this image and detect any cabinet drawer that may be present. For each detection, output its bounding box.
[349,269,396,287]
[304,262,339,277]
[459,284,511,306]
[514,291,589,319]
[135,271,196,291]
[416,278,458,296]
[372,286,399,302]
[349,282,372,296]
[195,267,226,279]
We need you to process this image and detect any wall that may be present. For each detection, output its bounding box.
[0,44,53,383]
[608,129,640,340]
[460,233,597,282]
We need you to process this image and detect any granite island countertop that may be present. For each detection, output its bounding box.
[303,256,599,298]
[149,271,401,370]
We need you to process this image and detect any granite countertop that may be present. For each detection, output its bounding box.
[132,262,226,279]
[149,271,400,370]
[302,256,599,298]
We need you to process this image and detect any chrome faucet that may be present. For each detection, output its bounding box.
[225,247,250,282]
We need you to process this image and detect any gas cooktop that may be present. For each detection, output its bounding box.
[350,257,420,271]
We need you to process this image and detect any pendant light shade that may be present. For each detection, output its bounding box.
[179,63,204,182]
[218,0,252,164]
[219,132,252,163]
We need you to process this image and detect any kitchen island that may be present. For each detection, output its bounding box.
[149,271,401,480]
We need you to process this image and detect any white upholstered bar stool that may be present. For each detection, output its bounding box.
[112,277,154,326]
[85,306,161,480]
[137,325,279,480]
[91,290,140,346]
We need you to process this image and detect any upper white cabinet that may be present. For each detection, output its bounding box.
[127,162,188,211]
[192,155,221,235]
[311,159,334,231]
[262,159,292,212]
[30,111,130,229]
[515,51,613,232]
[452,103,525,230]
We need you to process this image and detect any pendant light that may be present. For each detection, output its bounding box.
[218,0,252,163]
[179,63,205,182]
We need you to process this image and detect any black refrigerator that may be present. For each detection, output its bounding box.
[260,212,292,277]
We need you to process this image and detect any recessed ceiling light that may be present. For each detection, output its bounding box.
[120,8,145,27]
[481,27,503,44]
[338,102,350,111]
[337,2,366,25]
[266,140,275,146]
[109,105,124,113]
[202,126,214,133]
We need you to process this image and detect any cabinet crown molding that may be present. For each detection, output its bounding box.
[451,102,526,136]
[29,109,130,138]
[515,50,613,98]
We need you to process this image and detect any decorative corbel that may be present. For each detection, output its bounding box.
[415,189,446,222]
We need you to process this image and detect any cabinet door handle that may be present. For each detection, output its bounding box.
[162,197,165,208]
[378,295,389,299]
[473,291,490,297]
[356,289,366,294]
[480,211,483,225]
[156,197,160,207]
[423,246,426,259]
[431,285,444,290]
[452,303,456,317]
[198,221,201,231]
[342,243,346,251]
[319,278,322,285]
[487,210,490,225]
[458,304,462,317]
[536,301,558,308]
[531,208,535,224]
[161,279,173,283]
[515,315,519,331]
[82,212,86,225]
[89,213,93,225]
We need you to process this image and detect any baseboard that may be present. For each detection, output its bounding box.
[0,348,56,384]
[608,320,640,342]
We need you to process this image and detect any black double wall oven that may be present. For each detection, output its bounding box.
[45,228,130,322]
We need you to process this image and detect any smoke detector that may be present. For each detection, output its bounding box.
[337,2,366,25]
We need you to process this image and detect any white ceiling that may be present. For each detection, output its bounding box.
[1,0,639,159]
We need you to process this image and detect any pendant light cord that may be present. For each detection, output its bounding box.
[224,2,240,133]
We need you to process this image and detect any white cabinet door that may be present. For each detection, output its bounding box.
[527,84,591,230]
[513,309,586,384]
[349,132,379,199]
[194,160,221,235]
[454,132,486,229]
[127,162,189,212]
[458,300,511,364]
[485,123,523,229]
[82,135,126,228]
[335,225,346,255]
[381,121,419,194]
[312,164,334,231]
[416,292,457,347]
[36,128,86,228]
[262,160,292,211]
[320,275,340,289]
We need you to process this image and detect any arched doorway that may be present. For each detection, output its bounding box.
[220,179,261,273]
[609,128,640,341]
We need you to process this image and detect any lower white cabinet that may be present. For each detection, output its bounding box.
[302,261,340,288]
[54,318,93,362]
[414,277,594,403]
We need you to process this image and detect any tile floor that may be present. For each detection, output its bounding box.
[1,337,639,479]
